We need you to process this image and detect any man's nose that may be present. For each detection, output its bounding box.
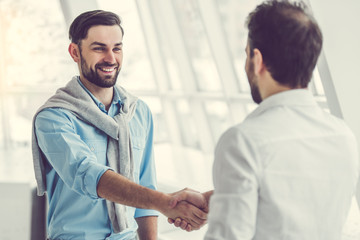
[104,50,116,64]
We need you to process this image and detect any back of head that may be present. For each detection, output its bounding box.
[69,10,124,45]
[246,0,323,88]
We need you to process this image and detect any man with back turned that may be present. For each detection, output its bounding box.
[170,1,360,239]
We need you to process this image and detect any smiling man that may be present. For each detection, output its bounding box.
[76,26,122,88]
[32,10,206,240]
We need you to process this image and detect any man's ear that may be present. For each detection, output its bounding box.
[68,43,81,63]
[252,48,265,75]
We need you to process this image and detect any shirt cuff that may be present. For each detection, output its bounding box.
[134,208,159,218]
[83,163,112,199]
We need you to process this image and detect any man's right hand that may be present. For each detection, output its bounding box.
[159,190,208,230]
[167,188,213,231]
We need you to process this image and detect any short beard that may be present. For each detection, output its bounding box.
[247,60,262,104]
[79,48,120,88]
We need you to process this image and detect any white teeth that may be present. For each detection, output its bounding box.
[101,68,114,72]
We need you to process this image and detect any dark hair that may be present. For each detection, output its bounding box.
[246,0,323,88]
[69,10,124,45]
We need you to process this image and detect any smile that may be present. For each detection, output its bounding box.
[99,67,116,73]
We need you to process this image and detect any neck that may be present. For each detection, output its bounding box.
[262,83,293,100]
[259,72,301,101]
[79,77,114,111]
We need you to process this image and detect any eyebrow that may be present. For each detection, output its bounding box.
[90,41,123,47]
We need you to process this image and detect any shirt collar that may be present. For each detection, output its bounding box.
[112,86,122,106]
[246,89,318,119]
[77,77,123,113]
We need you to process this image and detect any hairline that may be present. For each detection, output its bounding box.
[74,24,124,47]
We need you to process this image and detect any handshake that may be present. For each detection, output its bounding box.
[161,188,214,232]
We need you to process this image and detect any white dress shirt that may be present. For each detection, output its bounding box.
[204,89,359,240]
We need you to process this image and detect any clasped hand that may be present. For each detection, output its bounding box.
[167,188,212,232]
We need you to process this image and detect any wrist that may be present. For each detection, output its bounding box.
[149,191,172,214]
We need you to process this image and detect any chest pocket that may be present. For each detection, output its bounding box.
[131,134,146,150]
[130,120,146,151]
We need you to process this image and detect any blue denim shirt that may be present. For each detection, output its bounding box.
[35,80,158,240]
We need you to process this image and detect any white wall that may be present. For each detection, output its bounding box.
[309,1,360,146]
[309,0,360,202]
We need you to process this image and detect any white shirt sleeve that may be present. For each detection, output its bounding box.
[204,127,260,240]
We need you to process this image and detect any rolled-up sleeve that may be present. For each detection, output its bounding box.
[204,127,259,240]
[35,108,111,199]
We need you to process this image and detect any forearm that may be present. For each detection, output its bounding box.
[97,170,169,212]
[136,216,158,240]
[97,170,207,228]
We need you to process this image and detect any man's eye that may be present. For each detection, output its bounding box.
[113,47,122,52]
[93,47,105,51]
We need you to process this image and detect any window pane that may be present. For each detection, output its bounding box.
[173,0,222,92]
[166,58,183,91]
[204,100,231,142]
[175,99,200,149]
[8,95,32,146]
[1,0,73,89]
[158,36,183,91]
[0,98,6,148]
[0,0,70,150]
[216,0,263,93]
[140,96,169,143]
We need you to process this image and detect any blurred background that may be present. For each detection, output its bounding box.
[0,0,359,239]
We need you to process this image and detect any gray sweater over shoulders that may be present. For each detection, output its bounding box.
[32,76,138,233]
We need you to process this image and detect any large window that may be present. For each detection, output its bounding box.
[0,0,72,182]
